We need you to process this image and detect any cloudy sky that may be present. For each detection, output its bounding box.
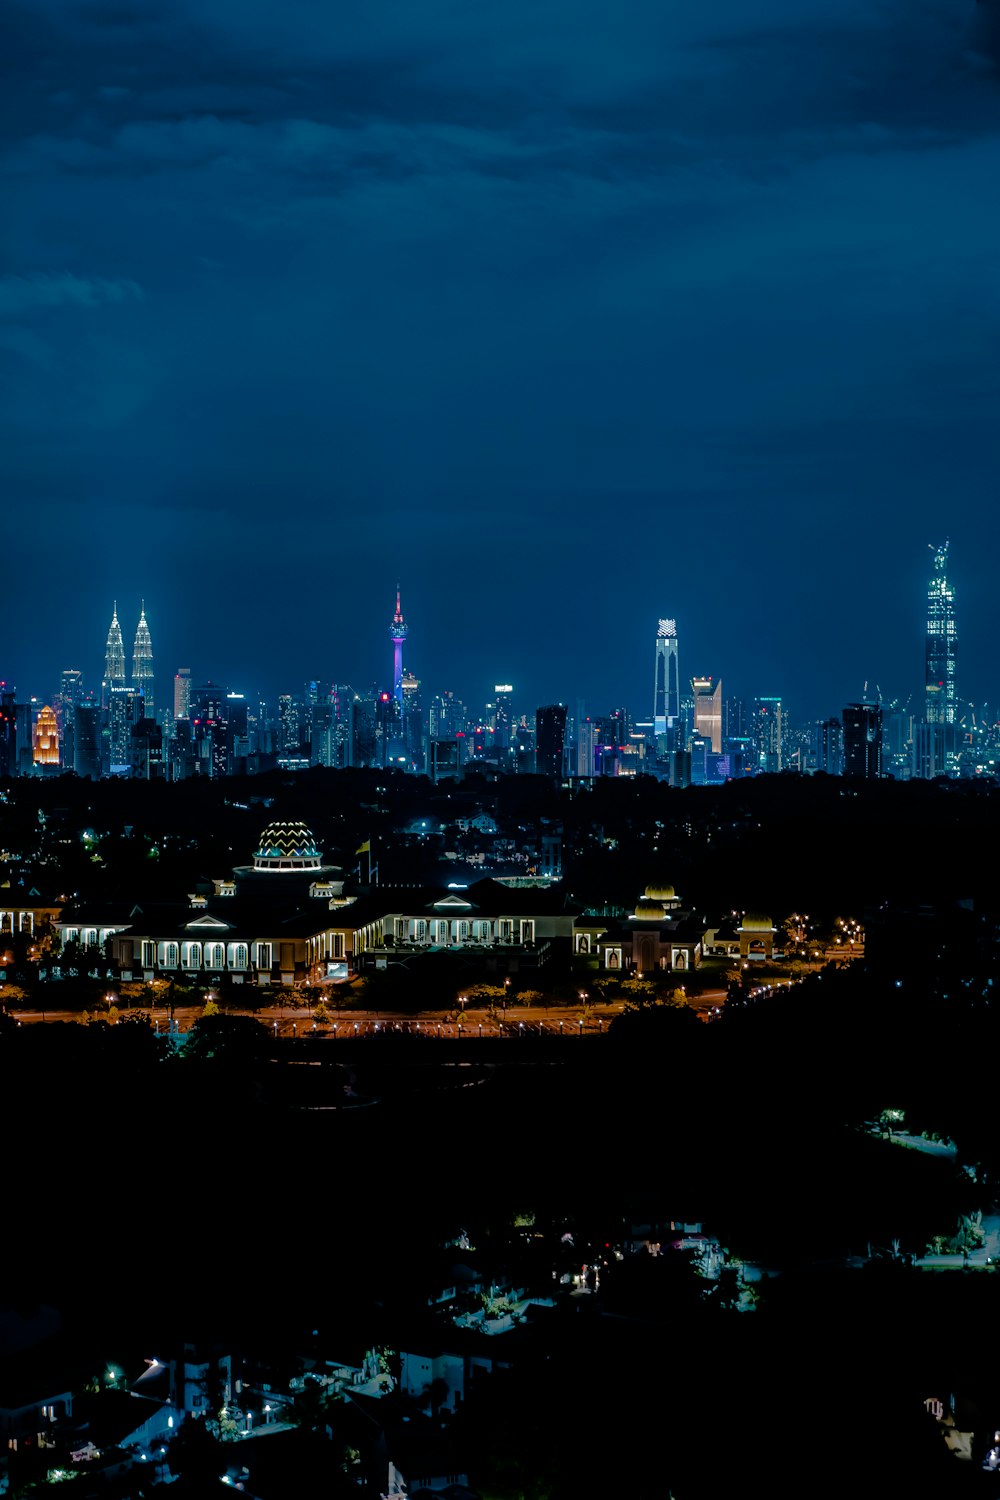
[3,0,1000,720]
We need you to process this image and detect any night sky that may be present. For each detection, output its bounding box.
[4,1,1000,720]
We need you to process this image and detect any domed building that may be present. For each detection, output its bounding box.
[252,821,323,873]
[230,819,342,895]
[642,884,680,909]
[88,817,353,991]
[738,913,775,961]
[590,883,704,974]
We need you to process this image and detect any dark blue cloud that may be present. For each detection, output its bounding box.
[2,0,999,718]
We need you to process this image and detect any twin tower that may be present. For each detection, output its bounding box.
[104,602,154,716]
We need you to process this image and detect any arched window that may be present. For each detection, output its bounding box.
[231,944,248,970]
[182,942,202,969]
[161,942,179,969]
[206,942,225,970]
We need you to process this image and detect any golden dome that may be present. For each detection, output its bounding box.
[644,883,676,902]
[632,897,667,921]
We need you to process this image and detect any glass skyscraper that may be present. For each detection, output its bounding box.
[653,618,680,739]
[925,541,957,726]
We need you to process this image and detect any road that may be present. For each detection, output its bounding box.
[4,987,730,1035]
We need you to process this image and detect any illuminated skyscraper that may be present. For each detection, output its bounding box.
[174,668,191,721]
[843,702,883,779]
[493,685,514,754]
[32,705,60,768]
[753,696,784,774]
[131,602,154,716]
[925,541,957,725]
[108,686,142,774]
[389,586,408,705]
[103,604,126,706]
[691,677,723,754]
[653,619,680,740]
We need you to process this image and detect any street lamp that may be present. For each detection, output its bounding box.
[458,995,467,1017]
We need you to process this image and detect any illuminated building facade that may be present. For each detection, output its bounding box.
[653,619,680,742]
[813,717,844,776]
[925,541,957,726]
[131,602,154,717]
[691,676,722,754]
[842,702,883,779]
[390,586,408,705]
[103,604,125,707]
[174,668,191,721]
[32,705,60,767]
[753,696,784,774]
[108,686,142,774]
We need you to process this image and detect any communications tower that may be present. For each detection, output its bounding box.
[389,586,408,705]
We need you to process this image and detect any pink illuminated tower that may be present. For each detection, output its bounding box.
[389,585,408,705]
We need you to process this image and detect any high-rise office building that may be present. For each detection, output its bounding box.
[103,604,126,706]
[350,696,378,768]
[131,602,154,717]
[326,685,354,769]
[174,668,191,721]
[843,702,883,779]
[55,670,83,771]
[691,677,723,754]
[389,586,408,705]
[32,705,60,768]
[108,685,142,774]
[58,669,84,711]
[0,685,15,778]
[575,718,597,777]
[813,717,844,776]
[278,694,300,752]
[925,541,957,726]
[753,696,784,774]
[402,670,424,770]
[74,702,102,779]
[536,704,567,780]
[493,685,514,756]
[653,618,680,740]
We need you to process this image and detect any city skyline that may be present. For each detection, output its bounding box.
[0,541,983,736]
[4,5,1000,720]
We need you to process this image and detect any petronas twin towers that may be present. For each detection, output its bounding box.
[104,602,154,716]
